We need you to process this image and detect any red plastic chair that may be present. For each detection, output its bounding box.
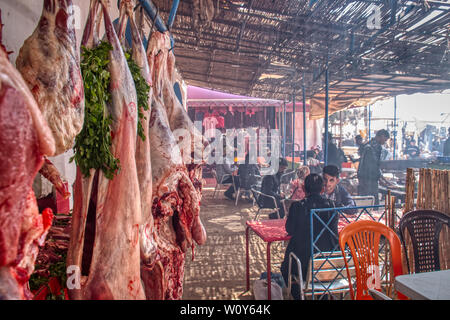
[339,220,407,300]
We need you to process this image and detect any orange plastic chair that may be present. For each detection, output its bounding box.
[339,220,407,300]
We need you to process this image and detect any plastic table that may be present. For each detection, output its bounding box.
[395,269,450,300]
[245,219,291,300]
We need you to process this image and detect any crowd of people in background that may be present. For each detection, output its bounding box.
[403,126,450,159]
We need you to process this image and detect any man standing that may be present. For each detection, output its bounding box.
[350,135,364,163]
[324,133,346,170]
[444,128,450,157]
[357,129,390,205]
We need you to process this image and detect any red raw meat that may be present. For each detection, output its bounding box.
[0,11,55,299]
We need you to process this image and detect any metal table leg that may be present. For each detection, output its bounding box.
[267,241,271,300]
[246,226,250,291]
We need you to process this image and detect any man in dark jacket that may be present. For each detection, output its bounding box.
[324,133,346,170]
[280,174,337,300]
[322,165,356,214]
[237,153,261,190]
[260,158,288,218]
[357,129,390,205]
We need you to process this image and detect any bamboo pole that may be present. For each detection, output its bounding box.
[417,168,424,209]
[404,168,415,214]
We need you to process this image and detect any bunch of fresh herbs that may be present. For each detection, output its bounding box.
[124,49,150,141]
[71,41,120,180]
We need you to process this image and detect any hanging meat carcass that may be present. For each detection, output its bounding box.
[16,0,84,156]
[143,31,207,300]
[16,0,85,199]
[156,33,207,194]
[0,13,55,299]
[67,0,145,300]
[115,0,157,273]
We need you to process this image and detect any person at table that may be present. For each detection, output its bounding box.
[357,129,390,205]
[280,174,337,300]
[218,145,237,200]
[238,153,261,190]
[288,166,310,201]
[322,165,357,214]
[349,135,364,163]
[260,157,289,219]
[224,153,259,200]
[404,140,421,159]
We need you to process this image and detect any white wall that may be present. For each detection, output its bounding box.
[0,0,120,207]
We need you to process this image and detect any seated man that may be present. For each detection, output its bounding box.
[280,174,337,300]
[259,158,288,219]
[322,165,356,214]
[218,150,238,200]
[237,153,260,190]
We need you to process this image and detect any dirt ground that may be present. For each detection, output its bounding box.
[182,186,287,300]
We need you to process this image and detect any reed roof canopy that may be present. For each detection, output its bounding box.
[151,0,450,118]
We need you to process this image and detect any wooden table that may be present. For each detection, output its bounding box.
[395,270,450,300]
[245,219,291,300]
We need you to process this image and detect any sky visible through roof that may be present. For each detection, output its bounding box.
[370,91,450,132]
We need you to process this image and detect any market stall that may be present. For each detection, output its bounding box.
[0,0,449,303]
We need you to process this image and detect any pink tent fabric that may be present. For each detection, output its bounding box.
[187,85,310,111]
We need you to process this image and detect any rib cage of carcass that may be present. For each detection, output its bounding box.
[143,31,208,300]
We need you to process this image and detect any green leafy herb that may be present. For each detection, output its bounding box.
[124,49,150,141]
[70,41,120,180]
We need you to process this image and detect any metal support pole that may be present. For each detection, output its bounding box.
[283,100,286,157]
[167,0,180,29]
[368,104,372,140]
[137,0,168,33]
[292,93,296,170]
[303,80,307,166]
[393,96,397,160]
[324,68,329,166]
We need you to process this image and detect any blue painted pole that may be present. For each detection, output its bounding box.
[393,96,397,160]
[292,93,296,170]
[137,0,168,33]
[283,100,286,157]
[302,80,307,166]
[324,68,329,166]
[167,0,180,29]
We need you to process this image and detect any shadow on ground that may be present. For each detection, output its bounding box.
[182,188,287,300]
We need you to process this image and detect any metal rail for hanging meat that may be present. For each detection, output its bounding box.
[117,0,179,50]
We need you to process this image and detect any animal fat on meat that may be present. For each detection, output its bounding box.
[16,0,85,156]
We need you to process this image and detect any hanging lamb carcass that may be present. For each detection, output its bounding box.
[67,0,145,300]
[143,30,207,300]
[16,0,84,198]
